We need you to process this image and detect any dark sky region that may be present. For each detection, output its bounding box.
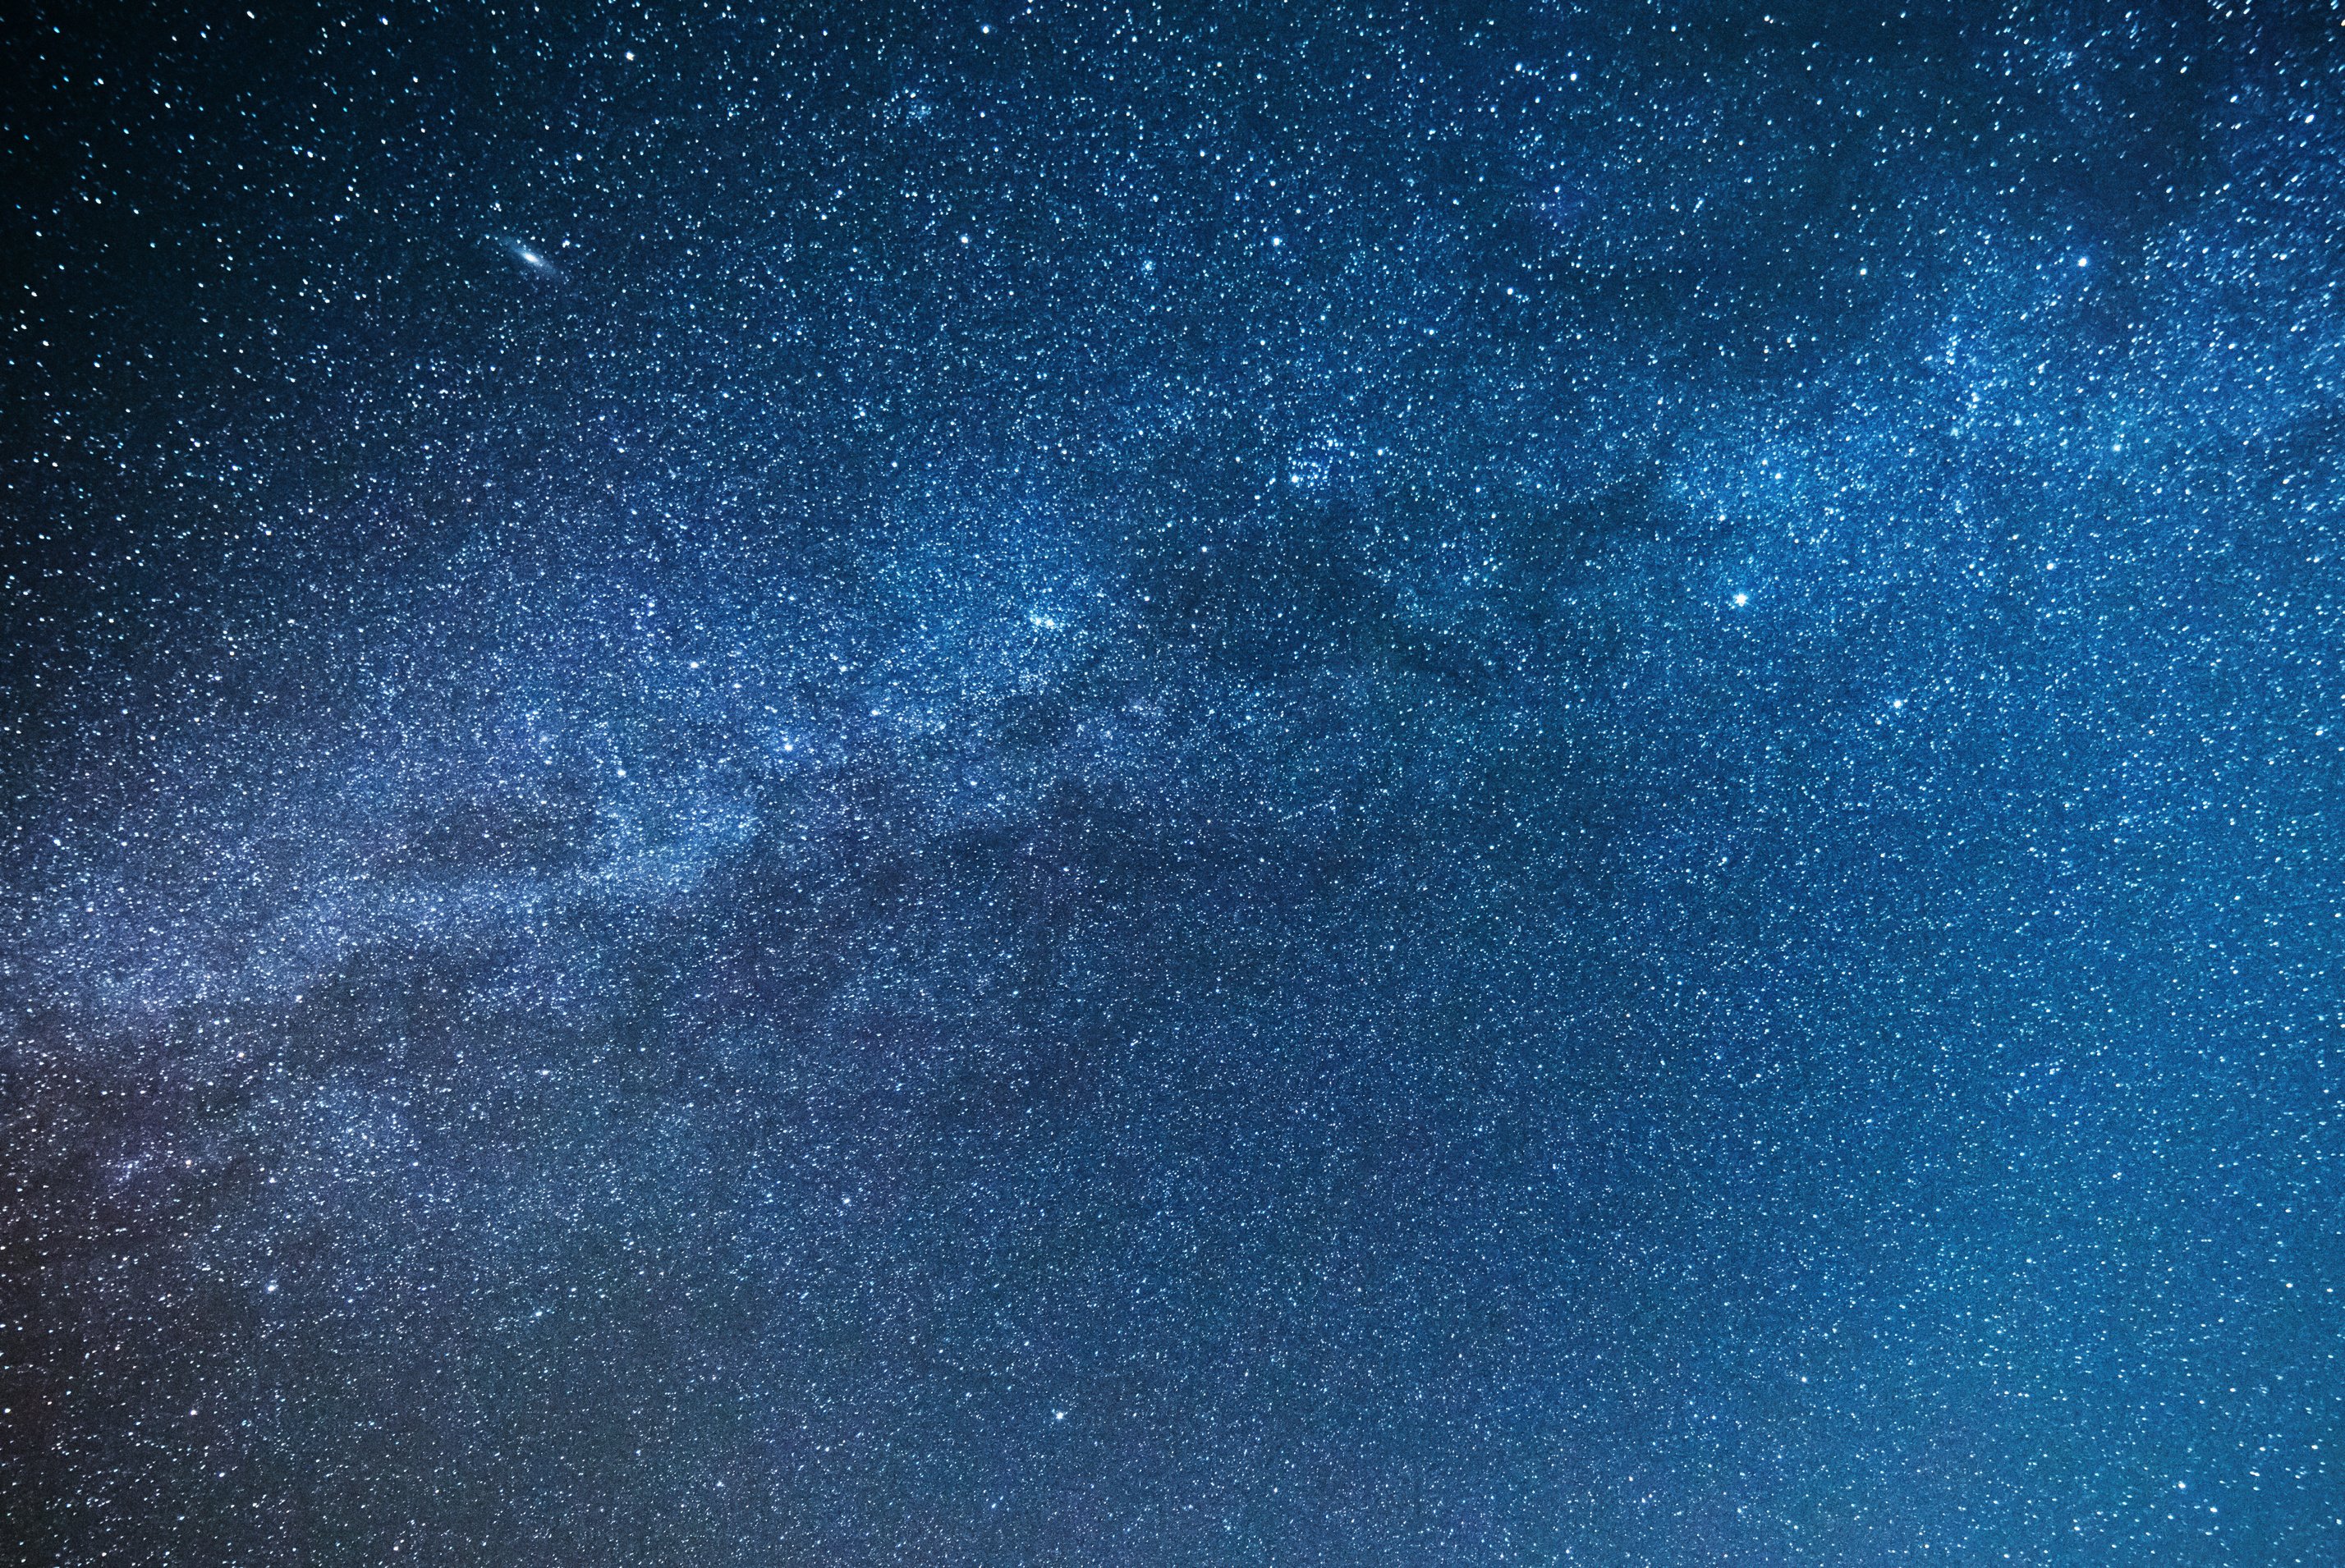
[3,2,2343,1564]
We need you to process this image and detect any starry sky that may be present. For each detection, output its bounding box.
[5,2,2343,1563]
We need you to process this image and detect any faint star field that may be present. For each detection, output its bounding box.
[3,4,2343,1566]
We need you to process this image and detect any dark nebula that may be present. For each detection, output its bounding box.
[4,3,2342,1563]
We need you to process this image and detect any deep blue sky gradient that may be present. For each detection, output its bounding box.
[4,3,2342,1562]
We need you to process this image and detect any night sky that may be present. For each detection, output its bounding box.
[5,3,2344,1563]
